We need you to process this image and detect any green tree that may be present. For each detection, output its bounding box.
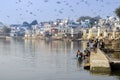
[76,16,101,27]
[2,26,11,36]
[115,6,120,18]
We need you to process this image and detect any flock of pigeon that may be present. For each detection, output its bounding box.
[2,0,120,21]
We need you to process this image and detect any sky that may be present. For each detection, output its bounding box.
[0,0,120,24]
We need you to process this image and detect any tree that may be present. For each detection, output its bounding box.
[23,21,30,26]
[30,20,38,25]
[2,26,11,36]
[76,16,101,26]
[115,6,120,18]
[77,16,92,22]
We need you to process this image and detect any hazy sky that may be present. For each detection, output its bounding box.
[0,0,120,24]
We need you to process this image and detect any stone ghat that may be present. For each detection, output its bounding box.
[90,49,111,73]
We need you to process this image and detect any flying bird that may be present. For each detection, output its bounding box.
[44,0,49,3]
[18,0,22,2]
[56,1,61,4]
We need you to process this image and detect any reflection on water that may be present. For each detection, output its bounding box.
[0,39,119,80]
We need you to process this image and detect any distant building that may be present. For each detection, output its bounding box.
[81,19,90,28]
[10,24,29,37]
[58,19,82,39]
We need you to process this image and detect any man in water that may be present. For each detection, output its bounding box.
[76,50,83,59]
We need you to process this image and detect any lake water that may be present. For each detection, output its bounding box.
[0,39,120,80]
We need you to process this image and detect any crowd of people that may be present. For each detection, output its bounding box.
[76,38,105,60]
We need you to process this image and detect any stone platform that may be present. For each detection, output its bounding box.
[90,49,111,73]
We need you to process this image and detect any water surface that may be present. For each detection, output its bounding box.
[0,39,119,80]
